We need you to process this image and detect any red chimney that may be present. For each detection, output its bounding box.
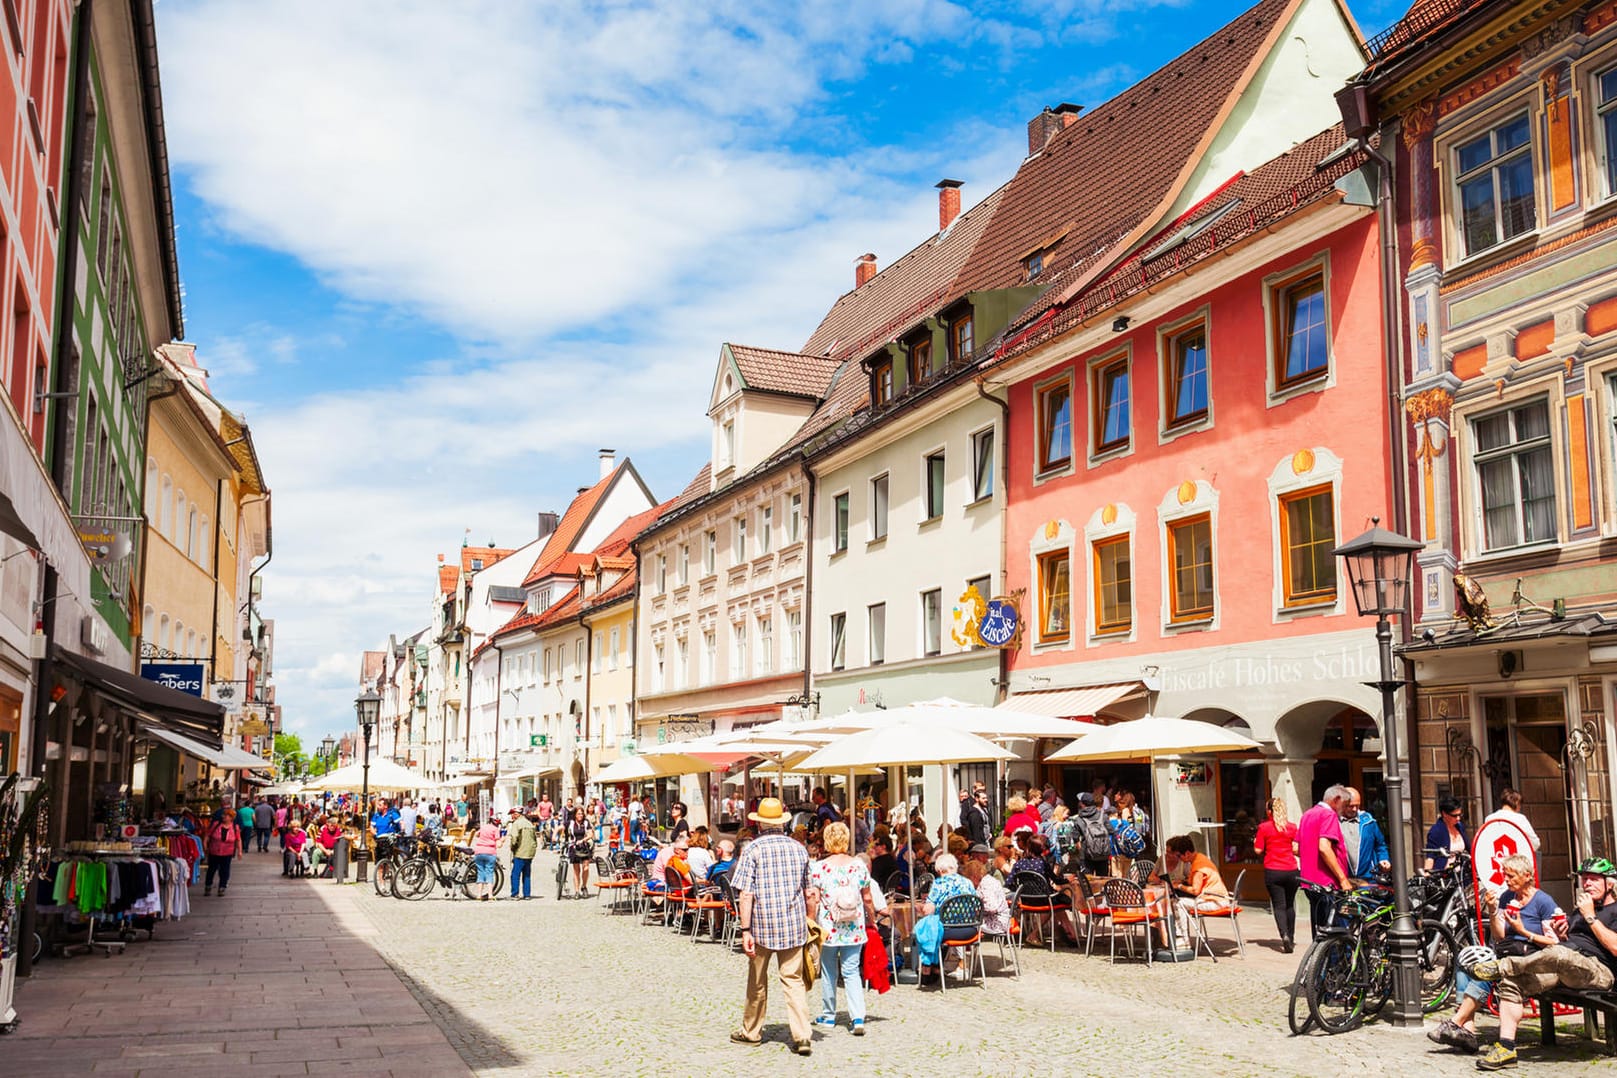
[936,179,963,232]
[855,253,877,288]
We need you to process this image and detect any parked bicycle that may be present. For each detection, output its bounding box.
[1290,882,1457,1034]
[371,832,425,898]
[392,844,504,900]
[1416,849,1478,949]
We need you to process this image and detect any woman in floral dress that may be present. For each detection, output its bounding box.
[808,821,875,1035]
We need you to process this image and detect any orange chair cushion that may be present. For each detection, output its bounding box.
[1110,911,1160,924]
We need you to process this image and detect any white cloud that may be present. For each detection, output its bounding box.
[157,0,1175,738]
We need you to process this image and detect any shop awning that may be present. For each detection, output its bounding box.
[138,723,270,770]
[52,644,225,746]
[997,681,1146,720]
[1398,611,1617,654]
[500,766,561,782]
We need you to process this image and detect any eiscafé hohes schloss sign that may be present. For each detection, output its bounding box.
[140,662,206,697]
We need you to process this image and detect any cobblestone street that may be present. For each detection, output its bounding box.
[10,850,1617,1077]
[328,851,1617,1077]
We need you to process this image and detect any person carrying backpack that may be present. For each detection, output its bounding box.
[1073,792,1112,876]
[203,808,243,896]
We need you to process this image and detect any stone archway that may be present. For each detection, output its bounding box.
[1274,700,1385,827]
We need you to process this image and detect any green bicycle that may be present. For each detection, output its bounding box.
[1297,885,1457,1034]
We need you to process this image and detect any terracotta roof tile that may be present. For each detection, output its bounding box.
[945,0,1293,307]
[727,345,844,399]
[802,185,1007,362]
[521,461,629,587]
[437,565,459,595]
[1362,0,1491,72]
[360,650,386,682]
[672,464,710,508]
[461,546,514,574]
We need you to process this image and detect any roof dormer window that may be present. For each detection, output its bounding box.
[1025,252,1045,280]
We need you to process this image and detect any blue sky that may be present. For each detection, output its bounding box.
[155,0,1405,743]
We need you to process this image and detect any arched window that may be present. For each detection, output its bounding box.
[174,621,184,655]
[197,516,210,566]
[174,491,186,545]
[159,476,172,535]
[157,614,169,650]
[186,629,197,657]
[186,507,197,559]
[142,605,154,643]
[145,462,158,522]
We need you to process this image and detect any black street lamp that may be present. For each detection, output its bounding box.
[354,691,381,883]
[319,735,336,811]
[1334,517,1424,1027]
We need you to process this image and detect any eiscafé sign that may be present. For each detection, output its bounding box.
[140,662,206,697]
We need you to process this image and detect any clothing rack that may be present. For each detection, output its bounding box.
[41,849,191,958]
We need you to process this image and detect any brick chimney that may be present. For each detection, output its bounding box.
[1027,102,1083,154]
[936,179,963,232]
[855,253,877,288]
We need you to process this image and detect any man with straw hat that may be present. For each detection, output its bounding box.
[730,796,816,1056]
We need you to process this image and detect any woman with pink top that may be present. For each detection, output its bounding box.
[1251,799,1302,952]
[471,818,502,901]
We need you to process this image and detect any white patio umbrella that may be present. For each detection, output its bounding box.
[1043,715,1259,761]
[591,751,716,785]
[303,758,435,793]
[798,722,1015,890]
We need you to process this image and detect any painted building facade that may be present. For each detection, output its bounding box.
[1349,0,1617,900]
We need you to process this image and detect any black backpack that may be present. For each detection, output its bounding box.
[1079,810,1111,861]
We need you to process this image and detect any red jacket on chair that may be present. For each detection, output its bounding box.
[863,924,892,994]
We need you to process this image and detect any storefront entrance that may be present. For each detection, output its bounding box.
[1482,693,1573,890]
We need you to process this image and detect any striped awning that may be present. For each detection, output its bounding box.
[996,682,1145,720]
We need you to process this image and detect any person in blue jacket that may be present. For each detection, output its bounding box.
[1342,787,1390,879]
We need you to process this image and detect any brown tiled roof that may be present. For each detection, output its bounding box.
[1362,0,1492,72]
[672,464,711,508]
[360,651,385,683]
[582,565,638,613]
[521,461,630,588]
[802,185,1006,362]
[461,546,514,574]
[997,126,1364,359]
[946,0,1295,308]
[727,345,843,399]
[437,565,459,595]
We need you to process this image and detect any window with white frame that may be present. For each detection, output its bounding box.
[787,609,802,669]
[867,603,886,665]
[833,492,849,552]
[592,633,603,672]
[574,639,584,675]
[609,627,620,669]
[756,616,772,675]
[679,543,690,584]
[829,613,846,671]
[788,494,802,542]
[657,554,667,593]
[543,647,551,682]
[731,621,748,678]
[701,631,716,684]
[870,474,889,540]
[1455,114,1535,256]
[1472,398,1556,550]
[653,644,665,691]
[734,516,747,561]
[722,419,736,465]
[971,428,994,502]
[924,452,945,520]
[760,505,772,554]
[675,637,688,689]
[704,531,717,574]
[605,703,617,743]
[921,589,942,656]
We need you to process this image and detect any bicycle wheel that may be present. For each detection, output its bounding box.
[373,858,396,898]
[1420,919,1458,1013]
[1287,940,1324,1035]
[490,862,506,896]
[556,856,568,900]
[394,858,436,901]
[1306,934,1368,1034]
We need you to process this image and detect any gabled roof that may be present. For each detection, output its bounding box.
[461,546,514,574]
[360,650,385,683]
[582,566,638,613]
[521,459,652,588]
[945,0,1295,308]
[437,565,459,595]
[802,185,1007,363]
[724,345,844,400]
[593,501,672,557]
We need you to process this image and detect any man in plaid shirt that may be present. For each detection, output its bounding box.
[731,797,818,1055]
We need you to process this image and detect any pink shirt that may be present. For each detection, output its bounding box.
[472,823,502,854]
[1297,802,1345,888]
[1252,820,1300,872]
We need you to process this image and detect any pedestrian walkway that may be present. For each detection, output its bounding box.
[6,847,473,1076]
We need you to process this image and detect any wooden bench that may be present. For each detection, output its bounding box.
[1537,987,1617,1055]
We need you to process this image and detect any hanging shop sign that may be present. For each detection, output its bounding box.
[1172,761,1210,786]
[140,662,206,697]
[952,585,1024,650]
[211,682,243,714]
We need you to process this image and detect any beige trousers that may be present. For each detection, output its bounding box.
[740,944,810,1045]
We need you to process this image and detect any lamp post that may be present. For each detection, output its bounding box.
[1334,518,1424,1027]
[354,691,381,883]
[319,735,336,812]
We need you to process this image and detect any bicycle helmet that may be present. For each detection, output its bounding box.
[1458,944,1497,973]
[1576,856,1617,878]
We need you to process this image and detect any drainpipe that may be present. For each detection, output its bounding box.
[490,639,503,802]
[974,373,1011,705]
[578,608,592,801]
[800,461,815,702]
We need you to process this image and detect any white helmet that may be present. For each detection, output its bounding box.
[1458,944,1496,972]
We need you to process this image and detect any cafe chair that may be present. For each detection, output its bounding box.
[662,867,692,930]
[685,879,728,942]
[1188,869,1247,960]
[1010,871,1067,953]
[884,870,909,898]
[1073,872,1112,957]
[1128,859,1156,885]
[1103,878,1163,966]
[924,894,985,992]
[592,855,638,914]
